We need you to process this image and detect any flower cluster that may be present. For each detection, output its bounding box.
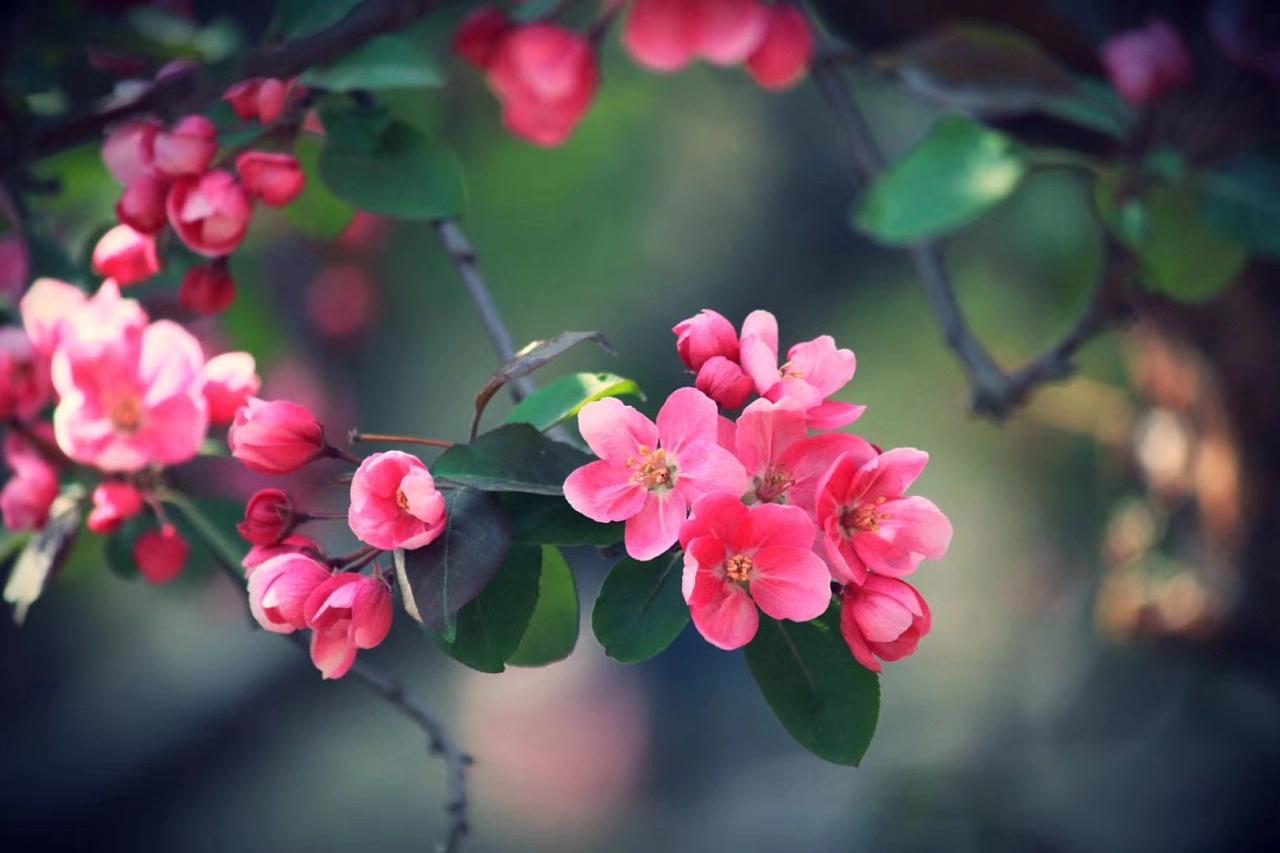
[564,309,952,670]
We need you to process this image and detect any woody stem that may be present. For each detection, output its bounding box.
[348,430,454,449]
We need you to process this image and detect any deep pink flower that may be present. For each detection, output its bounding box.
[745,4,814,91]
[115,175,169,234]
[20,278,87,357]
[678,493,830,649]
[238,488,295,546]
[236,151,305,207]
[243,532,321,577]
[454,6,514,69]
[248,551,331,633]
[813,448,952,585]
[200,351,259,424]
[623,0,768,72]
[179,262,237,315]
[0,456,58,531]
[134,524,189,584]
[348,450,447,551]
[839,575,932,673]
[224,79,265,121]
[0,328,52,422]
[228,397,326,474]
[564,387,748,561]
[303,573,394,679]
[694,356,754,410]
[86,481,144,534]
[152,115,218,178]
[166,170,253,257]
[486,24,599,147]
[102,119,159,185]
[92,224,161,286]
[255,78,289,124]
[1101,18,1193,106]
[673,308,739,372]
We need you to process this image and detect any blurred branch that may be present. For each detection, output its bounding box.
[811,55,1127,418]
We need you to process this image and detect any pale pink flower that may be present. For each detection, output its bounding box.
[86,481,144,534]
[303,573,394,679]
[839,575,932,673]
[348,450,447,551]
[227,398,325,474]
[679,493,831,650]
[0,328,52,421]
[243,532,321,577]
[248,552,331,634]
[20,278,87,357]
[134,524,189,584]
[564,387,748,561]
[92,224,161,286]
[200,351,259,424]
[166,170,253,257]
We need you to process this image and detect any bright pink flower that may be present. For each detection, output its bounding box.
[166,170,253,257]
[115,175,169,233]
[0,457,58,531]
[0,234,30,302]
[673,308,739,371]
[486,24,599,147]
[745,4,814,91]
[1101,18,1193,106]
[839,575,931,673]
[255,78,288,124]
[238,488,295,546]
[102,120,159,185]
[348,450,447,551]
[739,309,864,430]
[40,279,144,365]
[224,79,262,121]
[179,262,237,315]
[678,493,830,649]
[564,387,748,561]
[134,524,188,584]
[623,0,768,72]
[236,151,305,207]
[303,573,394,679]
[0,328,52,421]
[306,265,378,340]
[243,532,321,576]
[227,397,326,474]
[733,398,875,511]
[152,115,218,178]
[86,481,144,534]
[200,351,259,424]
[92,224,161,286]
[694,356,754,410]
[454,6,514,69]
[20,278,87,357]
[248,551,331,633]
[813,448,952,585]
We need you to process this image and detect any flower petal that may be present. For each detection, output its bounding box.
[655,387,719,457]
[624,490,688,561]
[689,581,759,650]
[749,545,832,622]
[564,460,648,522]
[577,397,658,463]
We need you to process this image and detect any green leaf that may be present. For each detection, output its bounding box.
[501,493,623,547]
[745,605,880,766]
[394,488,511,640]
[285,134,355,240]
[319,108,464,220]
[4,493,81,625]
[300,34,443,91]
[1039,79,1131,138]
[505,372,643,432]
[436,545,541,673]
[854,116,1027,244]
[514,0,561,22]
[433,424,591,496]
[1200,150,1280,258]
[271,0,363,39]
[508,546,579,667]
[103,516,151,580]
[591,552,689,664]
[472,331,614,437]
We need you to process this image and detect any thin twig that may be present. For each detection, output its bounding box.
[350,430,455,449]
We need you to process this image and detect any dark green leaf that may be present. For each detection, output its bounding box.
[103,516,151,580]
[591,552,689,664]
[436,545,541,673]
[745,605,880,766]
[394,488,511,640]
[508,546,579,667]
[853,116,1027,244]
[472,331,614,437]
[505,372,643,432]
[4,493,81,624]
[1039,79,1131,138]
[285,134,355,240]
[271,0,363,39]
[501,493,623,547]
[433,424,591,496]
[1200,150,1280,258]
[300,34,443,91]
[514,0,561,22]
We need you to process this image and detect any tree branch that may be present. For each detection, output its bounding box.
[811,55,1125,418]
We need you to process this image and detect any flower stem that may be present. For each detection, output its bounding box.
[348,430,454,449]
[324,444,363,466]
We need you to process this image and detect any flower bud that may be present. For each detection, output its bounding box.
[695,355,754,410]
[166,170,253,258]
[304,573,394,679]
[238,488,296,546]
[152,115,218,178]
[746,5,814,91]
[134,524,189,585]
[243,532,321,576]
[179,262,237,315]
[228,397,326,474]
[673,308,739,371]
[92,224,161,286]
[0,460,58,532]
[839,576,932,673]
[115,175,170,233]
[453,6,513,69]
[0,328,52,422]
[103,120,159,185]
[86,481,144,535]
[255,78,288,124]
[235,151,305,207]
[248,552,331,633]
[224,79,262,121]
[1101,18,1193,106]
[486,24,599,147]
[201,351,260,425]
[349,451,447,551]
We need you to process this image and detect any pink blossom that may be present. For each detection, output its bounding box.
[0,328,52,421]
[813,448,952,585]
[303,573,394,679]
[564,387,748,561]
[1101,18,1193,106]
[236,151,305,207]
[200,351,259,424]
[248,551,331,633]
[678,493,831,649]
[348,450,447,551]
[243,532,321,577]
[179,262,237,315]
[254,78,289,124]
[166,170,253,257]
[694,355,754,410]
[152,115,218,178]
[673,308,739,372]
[20,278,87,357]
[134,524,189,584]
[839,575,931,673]
[92,224,161,286]
[623,0,768,72]
[228,397,326,474]
[86,481,144,534]
[486,24,599,147]
[238,488,295,546]
[745,4,815,91]
[0,456,58,531]
[115,175,169,234]
[453,6,514,69]
[102,120,159,185]
[306,265,378,340]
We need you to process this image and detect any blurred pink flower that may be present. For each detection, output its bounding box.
[0,455,58,531]
[152,115,217,178]
[305,265,378,340]
[102,119,159,185]
[623,0,768,71]
[1101,18,1193,106]
[200,351,259,424]
[115,175,169,234]
[92,224,161,286]
[0,234,30,302]
[0,328,52,421]
[486,24,599,147]
[453,6,513,69]
[134,524,189,584]
[86,481,144,534]
[20,278,87,357]
[179,263,237,315]
[236,151,305,207]
[746,4,815,91]
[166,170,252,257]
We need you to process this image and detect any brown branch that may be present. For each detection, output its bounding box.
[811,54,1126,418]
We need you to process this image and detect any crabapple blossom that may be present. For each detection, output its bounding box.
[348,450,447,551]
[92,224,161,285]
[236,151,305,207]
[694,355,754,410]
[303,573,394,679]
[247,551,331,634]
[564,388,748,560]
[745,4,815,91]
[224,77,289,124]
[0,456,58,531]
[134,524,189,584]
[86,481,145,534]
[102,119,159,185]
[20,278,87,356]
[243,532,321,576]
[839,575,932,673]
[179,262,237,315]
[166,170,253,257]
[115,175,169,234]
[0,328,52,422]
[200,351,260,424]
[227,398,326,474]
[623,0,768,72]
[1101,18,1193,106]
[453,6,514,69]
[152,115,218,178]
[673,308,739,372]
[238,488,296,546]
[485,24,599,147]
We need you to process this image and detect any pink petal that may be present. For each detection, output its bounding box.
[733,397,807,478]
[745,502,815,550]
[577,397,658,463]
[310,628,357,679]
[674,441,748,505]
[805,401,866,431]
[682,534,727,604]
[879,496,953,558]
[785,335,855,398]
[852,533,925,578]
[655,387,719,456]
[695,0,769,65]
[860,447,930,503]
[689,580,759,650]
[821,518,867,586]
[680,492,752,552]
[739,334,779,396]
[624,490,688,561]
[850,592,914,643]
[749,545,831,622]
[564,460,648,522]
[778,432,876,513]
[623,0,698,72]
[352,582,393,649]
[839,590,883,673]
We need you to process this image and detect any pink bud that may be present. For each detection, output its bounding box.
[486,24,599,147]
[453,6,514,69]
[673,308,739,371]
[166,170,253,258]
[134,524,189,585]
[348,450,447,551]
[238,487,296,546]
[1101,18,1193,106]
[746,5,814,91]
[303,573,394,679]
[248,551,331,633]
[92,224,161,286]
[115,175,170,233]
[228,397,326,474]
[694,0,769,66]
[243,532,322,576]
[86,481,145,534]
[235,151,305,207]
[0,328,52,422]
[102,120,159,185]
[152,115,218,178]
[224,79,262,122]
[179,262,236,315]
[256,78,288,125]
[0,459,58,532]
[839,576,932,673]
[695,355,754,410]
[201,351,260,425]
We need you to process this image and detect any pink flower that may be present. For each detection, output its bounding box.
[745,4,814,91]
[92,224,161,286]
[303,573,394,679]
[102,120,159,185]
[20,278,87,357]
[179,262,237,315]
[254,78,289,124]
[813,448,952,585]
[134,524,189,584]
[839,575,931,673]
[739,309,864,430]
[1101,18,1193,106]
[243,532,321,576]
[564,387,748,561]
[200,351,259,424]
[236,151,305,207]
[0,456,58,531]
[348,450,447,551]
[227,397,326,474]
[733,397,875,511]
[678,493,831,649]
[0,328,52,422]
[694,356,754,410]
[486,24,599,147]
[152,115,218,178]
[115,175,169,234]
[238,488,295,546]
[86,481,144,534]
[51,284,208,472]
[623,0,768,72]
[673,308,739,371]
[247,551,331,633]
[453,6,514,69]
[166,170,253,257]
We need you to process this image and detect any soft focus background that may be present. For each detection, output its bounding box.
[5,3,1280,852]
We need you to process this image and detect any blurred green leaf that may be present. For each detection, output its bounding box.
[853,116,1027,244]
[592,552,688,664]
[501,493,623,546]
[103,516,150,580]
[436,545,541,673]
[505,372,643,432]
[271,0,363,39]
[285,135,356,239]
[1039,77,1132,138]
[301,34,443,91]
[745,605,880,766]
[433,424,591,495]
[508,546,579,667]
[514,0,561,22]
[1200,150,1280,258]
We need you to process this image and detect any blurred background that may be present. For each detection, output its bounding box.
[4,1,1280,851]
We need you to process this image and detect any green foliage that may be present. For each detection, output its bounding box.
[300,34,443,92]
[501,493,624,547]
[591,552,689,664]
[285,135,355,240]
[271,0,363,39]
[432,424,591,496]
[505,372,643,432]
[853,116,1027,244]
[745,605,880,766]
[472,331,614,436]
[508,547,579,667]
[1200,150,1280,258]
[436,545,542,673]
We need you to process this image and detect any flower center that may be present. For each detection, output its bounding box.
[725,553,753,583]
[754,467,793,503]
[395,488,410,511]
[841,497,889,536]
[107,389,145,434]
[628,446,676,492]
[780,361,804,381]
